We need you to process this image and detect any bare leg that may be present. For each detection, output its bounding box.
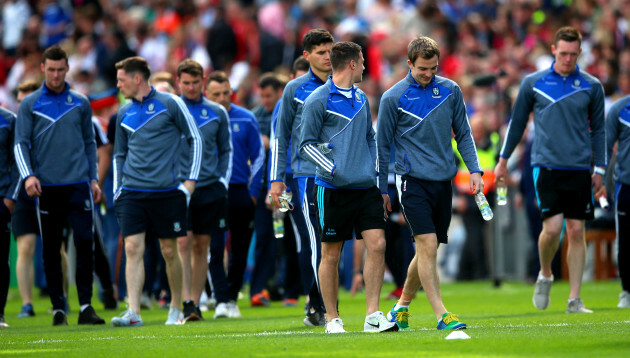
[414,233,446,320]
[361,229,386,315]
[191,234,210,303]
[319,241,343,321]
[160,238,183,310]
[538,214,564,278]
[177,233,193,302]
[16,234,36,306]
[565,219,586,299]
[124,233,146,314]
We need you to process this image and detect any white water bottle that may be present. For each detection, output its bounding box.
[273,210,285,239]
[475,192,493,221]
[496,180,507,206]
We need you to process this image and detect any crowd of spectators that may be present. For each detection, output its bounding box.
[0,0,628,119]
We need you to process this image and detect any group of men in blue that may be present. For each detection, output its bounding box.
[1,24,628,331]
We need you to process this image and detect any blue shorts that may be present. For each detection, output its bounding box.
[396,175,452,243]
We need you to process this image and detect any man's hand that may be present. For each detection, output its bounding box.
[91,180,102,204]
[382,194,392,219]
[494,157,508,186]
[592,173,603,195]
[183,180,196,196]
[269,181,286,209]
[3,198,15,213]
[470,172,484,195]
[25,176,42,198]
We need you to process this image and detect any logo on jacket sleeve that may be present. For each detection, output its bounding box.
[201,108,208,118]
[65,95,73,104]
[355,92,362,102]
[572,79,581,89]
[147,103,156,114]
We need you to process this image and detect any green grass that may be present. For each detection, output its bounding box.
[1,281,629,357]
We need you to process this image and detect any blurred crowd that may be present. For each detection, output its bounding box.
[1,0,628,286]
[0,0,629,117]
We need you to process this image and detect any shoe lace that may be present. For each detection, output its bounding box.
[442,313,459,325]
[396,311,410,323]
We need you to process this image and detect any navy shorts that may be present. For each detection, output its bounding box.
[313,185,386,242]
[533,168,594,220]
[396,175,452,244]
[11,196,40,237]
[187,183,228,235]
[115,189,188,239]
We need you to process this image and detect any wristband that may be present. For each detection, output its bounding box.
[594,167,606,176]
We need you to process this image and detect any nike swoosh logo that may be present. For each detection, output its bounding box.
[367,322,379,328]
[130,319,141,325]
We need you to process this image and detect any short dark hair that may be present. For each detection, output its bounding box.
[292,56,309,75]
[151,71,175,88]
[302,29,334,53]
[17,79,40,94]
[330,41,361,72]
[207,71,230,85]
[554,26,582,47]
[177,59,204,78]
[259,73,285,91]
[407,36,440,65]
[116,56,151,81]
[42,45,68,64]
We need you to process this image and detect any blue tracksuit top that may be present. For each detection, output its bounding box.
[14,82,97,185]
[0,107,16,198]
[298,77,377,189]
[180,95,233,189]
[377,72,481,193]
[268,100,292,188]
[606,95,630,186]
[270,68,326,181]
[113,87,202,193]
[227,103,265,198]
[500,62,606,170]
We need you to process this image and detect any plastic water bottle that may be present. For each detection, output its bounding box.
[475,192,493,221]
[599,196,609,210]
[496,180,507,206]
[317,142,333,154]
[273,210,285,239]
[278,191,293,213]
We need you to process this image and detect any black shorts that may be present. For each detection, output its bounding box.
[114,189,188,239]
[12,197,40,237]
[187,183,228,235]
[533,168,594,220]
[396,175,452,244]
[313,185,386,242]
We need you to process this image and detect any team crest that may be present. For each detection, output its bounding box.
[432,87,440,96]
[233,123,240,132]
[573,79,581,88]
[173,221,181,232]
[355,92,361,102]
[201,108,208,118]
[147,103,155,113]
[66,95,73,104]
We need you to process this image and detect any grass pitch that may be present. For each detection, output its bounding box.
[1,281,628,357]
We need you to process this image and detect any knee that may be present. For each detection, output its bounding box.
[541,225,563,239]
[125,240,143,259]
[160,242,178,261]
[368,238,386,256]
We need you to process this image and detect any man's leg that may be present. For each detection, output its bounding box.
[124,233,146,314]
[538,214,564,278]
[16,234,36,307]
[177,232,193,302]
[159,238,182,310]
[414,233,446,320]
[565,219,586,300]
[360,229,386,315]
[191,234,210,303]
[319,241,343,321]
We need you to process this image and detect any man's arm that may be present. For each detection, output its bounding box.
[589,81,607,186]
[247,117,265,201]
[269,90,296,183]
[298,98,334,175]
[171,95,203,194]
[376,93,398,214]
[14,97,41,197]
[216,106,233,190]
[112,111,128,198]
